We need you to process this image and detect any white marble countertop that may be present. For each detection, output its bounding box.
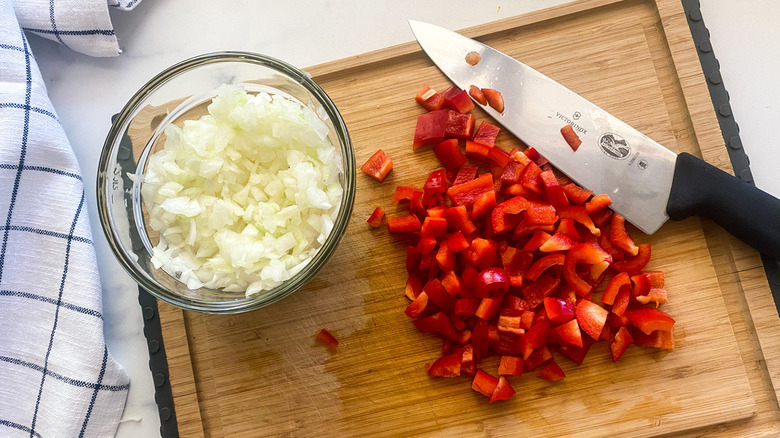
[25,0,780,436]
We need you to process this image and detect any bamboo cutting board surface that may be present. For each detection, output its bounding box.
[153,0,780,436]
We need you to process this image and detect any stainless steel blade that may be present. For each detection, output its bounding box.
[409,20,678,234]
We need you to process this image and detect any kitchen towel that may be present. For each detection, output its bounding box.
[0,0,139,437]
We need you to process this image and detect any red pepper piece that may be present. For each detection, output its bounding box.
[602,271,630,306]
[537,361,565,382]
[472,190,497,220]
[558,206,600,236]
[316,329,339,353]
[387,214,422,233]
[557,336,593,365]
[521,274,560,310]
[416,236,437,254]
[612,243,651,275]
[432,139,467,176]
[446,173,494,207]
[598,230,625,261]
[524,146,542,162]
[585,194,612,213]
[472,319,490,360]
[575,299,609,340]
[444,205,476,235]
[539,232,577,253]
[539,169,569,208]
[591,207,613,227]
[626,307,675,334]
[413,110,449,150]
[633,327,675,349]
[519,160,543,195]
[360,149,393,182]
[443,231,470,252]
[487,147,511,168]
[491,195,530,234]
[420,216,447,238]
[474,267,510,298]
[454,298,479,318]
[503,294,530,312]
[468,85,487,105]
[526,254,565,282]
[481,88,505,113]
[436,244,456,271]
[405,292,431,318]
[563,242,612,296]
[500,160,526,185]
[519,317,551,359]
[405,274,422,300]
[499,245,533,287]
[391,186,423,205]
[471,369,500,398]
[442,87,475,114]
[610,326,634,362]
[521,229,552,252]
[367,207,385,227]
[413,311,458,340]
[525,201,559,226]
[415,85,445,111]
[557,218,581,239]
[452,165,478,186]
[560,124,582,151]
[553,319,583,348]
[544,297,575,324]
[427,352,462,377]
[497,308,524,336]
[475,297,502,320]
[524,345,553,371]
[444,110,476,140]
[636,288,668,307]
[406,246,421,273]
[645,271,665,288]
[498,356,524,377]
[462,238,499,270]
[441,270,465,296]
[473,121,500,147]
[465,140,491,161]
[610,213,639,256]
[423,279,456,313]
[423,169,448,195]
[561,182,593,205]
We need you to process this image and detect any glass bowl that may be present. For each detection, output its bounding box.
[97,52,355,313]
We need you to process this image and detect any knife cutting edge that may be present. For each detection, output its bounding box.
[409,20,780,260]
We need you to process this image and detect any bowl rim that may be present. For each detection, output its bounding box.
[96,51,355,314]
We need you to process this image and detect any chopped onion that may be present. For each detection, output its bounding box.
[141,85,343,296]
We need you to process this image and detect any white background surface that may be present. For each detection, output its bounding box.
[24,1,779,436]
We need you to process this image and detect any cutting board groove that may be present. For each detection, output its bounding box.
[152,0,780,436]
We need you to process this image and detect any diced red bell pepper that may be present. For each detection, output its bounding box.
[537,361,565,382]
[563,242,612,296]
[500,245,533,287]
[521,229,552,252]
[452,164,478,186]
[488,376,515,403]
[481,88,505,113]
[475,297,502,320]
[471,369,499,398]
[316,329,339,353]
[423,169,448,195]
[519,317,551,359]
[474,267,510,298]
[432,139,467,176]
[488,147,511,168]
[498,356,524,376]
[445,110,475,140]
[526,254,565,281]
[420,216,447,238]
[443,231,470,252]
[612,286,631,317]
[405,275,422,300]
[444,205,476,235]
[472,319,489,360]
[575,299,609,340]
[367,207,385,227]
[361,149,393,182]
[630,272,651,299]
[492,195,530,234]
[472,190,497,219]
[473,121,500,147]
[462,238,499,270]
[454,298,479,318]
[500,160,526,185]
[387,214,422,233]
[612,243,651,275]
[598,231,625,261]
[591,207,613,227]
[502,294,530,313]
[465,140,491,161]
[636,288,668,307]
[626,307,675,335]
[633,327,675,349]
[413,110,449,149]
[441,270,466,297]
[392,186,423,204]
[436,244,456,271]
[585,194,612,214]
[427,352,462,377]
[544,297,575,324]
[646,271,665,288]
[539,169,569,208]
[553,319,583,348]
[413,311,458,341]
[521,274,560,310]
[416,236,437,254]
[524,201,559,226]
[524,147,542,162]
[415,85,445,111]
[558,206,600,236]
[524,345,554,371]
[610,326,634,362]
[519,160,543,195]
[561,182,593,205]
[442,87,475,114]
[497,309,524,337]
[423,279,456,313]
[602,271,630,306]
[539,232,577,253]
[557,336,593,365]
[468,85,487,105]
[557,218,581,239]
[560,125,582,151]
[405,292,431,318]
[610,213,639,256]
[447,173,494,207]
[461,344,476,376]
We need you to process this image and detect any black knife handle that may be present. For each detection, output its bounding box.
[666,152,780,259]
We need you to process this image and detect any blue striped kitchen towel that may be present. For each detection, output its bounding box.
[0,0,141,436]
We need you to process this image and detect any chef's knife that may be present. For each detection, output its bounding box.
[409,20,780,260]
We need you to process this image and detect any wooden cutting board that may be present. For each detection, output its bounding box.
[153,0,780,436]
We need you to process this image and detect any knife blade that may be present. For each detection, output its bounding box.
[410,20,780,260]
